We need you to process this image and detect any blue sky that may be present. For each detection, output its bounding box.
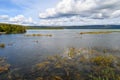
[0,0,120,26]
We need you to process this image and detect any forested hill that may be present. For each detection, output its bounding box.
[0,23,26,34]
[28,25,120,29]
[64,25,120,29]
[27,26,64,29]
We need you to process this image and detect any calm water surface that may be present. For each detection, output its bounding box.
[0,29,120,69]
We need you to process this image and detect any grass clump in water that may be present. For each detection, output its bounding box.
[0,57,10,80]
[0,43,5,48]
[88,55,120,80]
[30,48,120,80]
[1,48,120,80]
[24,34,52,37]
[80,31,120,35]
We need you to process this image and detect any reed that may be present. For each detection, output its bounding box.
[0,43,5,48]
[24,34,52,37]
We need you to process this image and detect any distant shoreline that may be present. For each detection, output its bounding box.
[27,25,120,29]
[27,28,64,30]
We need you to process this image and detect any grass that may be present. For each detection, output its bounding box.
[0,43,5,48]
[80,31,120,35]
[0,48,120,80]
[23,48,120,80]
[0,57,10,74]
[24,34,52,37]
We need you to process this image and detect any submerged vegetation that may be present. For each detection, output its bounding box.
[24,34,52,37]
[0,48,120,80]
[32,48,120,80]
[0,57,10,80]
[0,23,26,34]
[0,43,5,48]
[80,31,120,35]
[0,58,10,73]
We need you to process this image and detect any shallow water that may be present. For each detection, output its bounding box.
[0,29,120,69]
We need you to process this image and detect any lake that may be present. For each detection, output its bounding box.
[0,29,120,70]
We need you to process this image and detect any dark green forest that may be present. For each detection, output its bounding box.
[27,26,64,29]
[0,23,26,34]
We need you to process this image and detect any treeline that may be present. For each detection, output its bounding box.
[27,26,64,29]
[0,23,26,34]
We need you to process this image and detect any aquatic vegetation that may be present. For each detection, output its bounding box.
[80,31,120,35]
[0,57,10,80]
[0,48,120,80]
[24,34,52,37]
[90,55,115,66]
[88,55,120,80]
[8,43,14,46]
[67,47,76,58]
[30,48,120,80]
[0,43,5,48]
[33,55,82,80]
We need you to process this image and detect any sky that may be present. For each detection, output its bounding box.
[0,0,120,26]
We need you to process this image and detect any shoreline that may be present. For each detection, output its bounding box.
[0,32,6,35]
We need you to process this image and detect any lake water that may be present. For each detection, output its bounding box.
[0,29,120,70]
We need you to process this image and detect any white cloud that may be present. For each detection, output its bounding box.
[9,15,35,25]
[39,8,57,18]
[39,0,120,19]
[38,0,120,25]
[39,16,96,26]
[10,15,25,22]
[1,0,120,25]
[0,15,9,20]
[111,10,120,18]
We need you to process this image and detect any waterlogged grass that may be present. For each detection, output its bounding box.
[0,48,120,80]
[0,58,10,74]
[0,43,5,48]
[0,57,10,80]
[26,48,120,80]
[80,31,120,35]
[89,55,120,80]
[24,34,52,37]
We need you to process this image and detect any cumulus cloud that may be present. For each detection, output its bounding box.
[39,0,120,19]
[39,16,96,26]
[0,15,9,20]
[0,15,36,25]
[111,10,120,18]
[9,15,35,25]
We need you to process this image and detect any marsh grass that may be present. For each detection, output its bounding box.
[80,31,120,35]
[27,48,120,80]
[0,57,10,80]
[1,48,120,80]
[0,43,5,48]
[0,58,10,73]
[24,34,52,37]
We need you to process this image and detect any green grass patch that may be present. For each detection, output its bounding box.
[80,31,120,35]
[0,43,5,48]
[24,34,52,37]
